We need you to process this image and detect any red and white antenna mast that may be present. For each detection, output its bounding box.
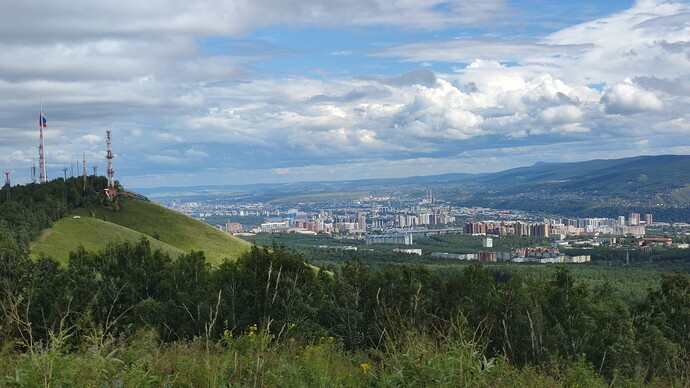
[38,104,47,184]
[106,129,115,189]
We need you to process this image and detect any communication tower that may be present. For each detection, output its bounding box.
[31,161,37,184]
[62,167,68,180]
[106,129,115,189]
[82,152,87,191]
[38,112,47,183]
[93,166,98,176]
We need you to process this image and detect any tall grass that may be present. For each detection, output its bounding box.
[2,321,611,387]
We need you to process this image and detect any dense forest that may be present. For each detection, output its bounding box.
[0,176,113,249]
[2,239,690,386]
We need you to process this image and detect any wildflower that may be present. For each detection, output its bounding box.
[360,363,370,375]
[223,329,233,339]
[248,323,258,338]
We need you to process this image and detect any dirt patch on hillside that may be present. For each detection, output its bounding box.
[39,230,52,242]
[28,230,53,252]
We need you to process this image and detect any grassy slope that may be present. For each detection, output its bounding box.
[29,216,184,264]
[31,199,251,266]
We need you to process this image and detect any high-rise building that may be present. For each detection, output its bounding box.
[226,222,242,233]
[628,212,640,226]
[645,213,653,225]
[357,213,366,231]
[531,223,549,238]
[515,221,530,236]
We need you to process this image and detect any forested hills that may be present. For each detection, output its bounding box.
[138,154,690,206]
[469,154,690,198]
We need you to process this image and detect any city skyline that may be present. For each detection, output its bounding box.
[1,0,689,188]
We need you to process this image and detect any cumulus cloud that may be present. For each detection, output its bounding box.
[539,105,583,124]
[602,79,664,114]
[398,79,483,140]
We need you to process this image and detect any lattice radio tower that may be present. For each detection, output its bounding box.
[82,152,87,191]
[106,129,115,189]
[92,166,98,176]
[38,106,47,183]
[31,161,37,184]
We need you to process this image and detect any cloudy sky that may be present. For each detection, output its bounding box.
[1,0,689,188]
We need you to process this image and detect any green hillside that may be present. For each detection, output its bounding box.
[30,199,251,265]
[29,216,185,264]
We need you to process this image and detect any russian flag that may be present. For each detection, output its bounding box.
[39,114,47,127]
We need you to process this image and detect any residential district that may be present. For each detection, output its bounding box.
[165,190,690,264]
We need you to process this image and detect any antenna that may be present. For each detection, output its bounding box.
[62,167,68,180]
[4,171,10,202]
[31,161,37,184]
[70,162,74,177]
[106,129,115,189]
[82,152,87,191]
[38,105,47,184]
[92,166,98,176]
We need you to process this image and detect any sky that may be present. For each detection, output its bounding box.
[1,0,689,188]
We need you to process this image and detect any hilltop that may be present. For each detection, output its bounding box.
[30,199,251,265]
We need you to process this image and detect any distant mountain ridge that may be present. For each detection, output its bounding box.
[472,155,690,193]
[136,154,690,204]
[453,155,690,220]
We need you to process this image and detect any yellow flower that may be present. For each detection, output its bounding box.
[360,363,370,375]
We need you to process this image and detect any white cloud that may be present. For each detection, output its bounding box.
[602,79,664,114]
[540,105,583,124]
[554,123,590,134]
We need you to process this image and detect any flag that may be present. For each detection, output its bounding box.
[39,114,47,128]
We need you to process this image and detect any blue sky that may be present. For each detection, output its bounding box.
[1,0,689,188]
